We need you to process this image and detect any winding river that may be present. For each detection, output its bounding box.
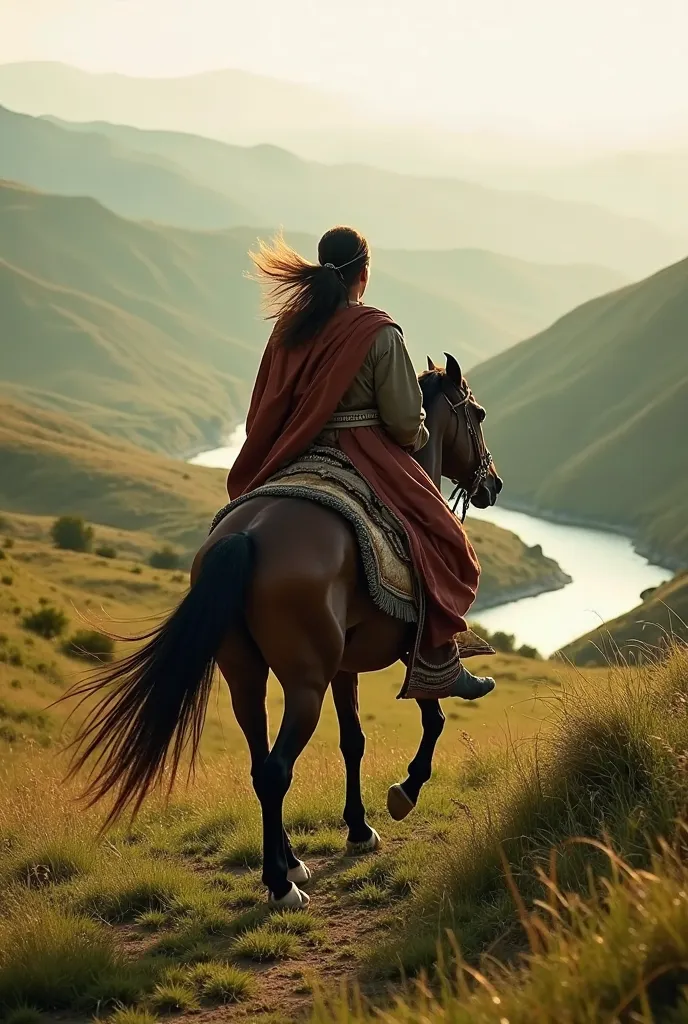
[190,426,673,656]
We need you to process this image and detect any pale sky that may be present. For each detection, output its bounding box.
[2,0,688,141]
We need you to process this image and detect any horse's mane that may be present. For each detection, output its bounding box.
[418,368,446,407]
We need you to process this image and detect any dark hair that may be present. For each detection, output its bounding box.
[250,226,370,347]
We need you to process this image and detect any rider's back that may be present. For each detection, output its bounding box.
[331,322,429,452]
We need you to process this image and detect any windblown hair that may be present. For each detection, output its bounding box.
[250,226,370,348]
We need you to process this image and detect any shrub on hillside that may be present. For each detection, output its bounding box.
[95,544,117,560]
[517,644,540,659]
[489,630,516,653]
[62,630,115,663]
[51,517,93,553]
[149,546,180,570]
[3,537,14,549]
[22,606,68,640]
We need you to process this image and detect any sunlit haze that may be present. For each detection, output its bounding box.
[3,0,688,144]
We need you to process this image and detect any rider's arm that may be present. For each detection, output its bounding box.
[372,326,429,451]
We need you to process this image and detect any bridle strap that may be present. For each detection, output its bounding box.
[442,389,493,522]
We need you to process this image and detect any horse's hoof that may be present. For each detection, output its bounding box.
[268,882,310,909]
[287,860,312,885]
[346,827,381,856]
[387,783,416,821]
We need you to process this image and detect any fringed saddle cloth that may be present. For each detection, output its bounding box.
[210,445,491,698]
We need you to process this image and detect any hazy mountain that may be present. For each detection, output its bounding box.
[0,60,596,173]
[2,107,678,275]
[470,258,688,567]
[475,150,688,238]
[0,105,258,229]
[1,178,632,441]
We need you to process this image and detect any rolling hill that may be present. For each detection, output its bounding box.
[0,180,631,449]
[0,181,263,453]
[0,104,680,275]
[0,59,605,173]
[470,257,688,568]
[560,571,688,666]
[0,105,258,230]
[0,395,568,607]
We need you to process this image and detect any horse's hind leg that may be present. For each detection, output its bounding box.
[387,700,445,820]
[217,635,309,884]
[332,671,379,854]
[255,675,327,904]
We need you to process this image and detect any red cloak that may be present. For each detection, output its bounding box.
[227,305,480,644]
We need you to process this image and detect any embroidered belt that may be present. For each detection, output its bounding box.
[323,408,382,430]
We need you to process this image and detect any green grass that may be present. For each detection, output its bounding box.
[73,859,209,923]
[232,926,302,962]
[148,982,199,1014]
[4,1007,43,1024]
[107,1009,159,1024]
[6,838,95,888]
[185,961,255,1003]
[0,906,124,1010]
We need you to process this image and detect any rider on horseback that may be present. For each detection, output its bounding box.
[229,225,500,701]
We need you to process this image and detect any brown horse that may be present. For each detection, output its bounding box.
[66,354,502,908]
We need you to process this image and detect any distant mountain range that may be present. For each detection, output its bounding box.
[470,257,688,567]
[1,179,632,454]
[0,103,682,276]
[477,150,688,238]
[0,60,612,174]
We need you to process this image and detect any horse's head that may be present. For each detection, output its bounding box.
[419,354,502,517]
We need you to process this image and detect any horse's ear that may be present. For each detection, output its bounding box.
[444,352,463,388]
[426,356,438,372]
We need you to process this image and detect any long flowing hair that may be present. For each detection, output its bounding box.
[250,226,370,347]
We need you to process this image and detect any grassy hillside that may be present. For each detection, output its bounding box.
[0,105,259,230]
[471,256,688,567]
[560,570,688,666]
[0,396,569,608]
[0,182,629,444]
[0,179,266,452]
[20,108,683,275]
[0,530,683,1023]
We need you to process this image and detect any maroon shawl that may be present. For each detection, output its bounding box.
[228,304,480,645]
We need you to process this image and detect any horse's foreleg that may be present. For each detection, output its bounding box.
[331,671,379,853]
[387,699,445,821]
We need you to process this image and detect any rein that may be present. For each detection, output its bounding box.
[442,389,493,522]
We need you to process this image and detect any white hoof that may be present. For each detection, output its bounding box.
[346,827,381,857]
[387,783,416,821]
[268,882,310,909]
[287,860,312,885]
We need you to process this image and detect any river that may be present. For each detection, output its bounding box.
[190,428,673,656]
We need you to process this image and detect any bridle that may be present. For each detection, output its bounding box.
[443,386,493,522]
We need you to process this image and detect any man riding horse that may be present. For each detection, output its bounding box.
[65,225,503,908]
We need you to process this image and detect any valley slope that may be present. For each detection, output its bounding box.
[1,179,630,455]
[0,395,568,608]
[470,257,688,567]
[0,103,678,275]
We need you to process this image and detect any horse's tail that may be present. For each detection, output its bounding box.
[64,533,255,826]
